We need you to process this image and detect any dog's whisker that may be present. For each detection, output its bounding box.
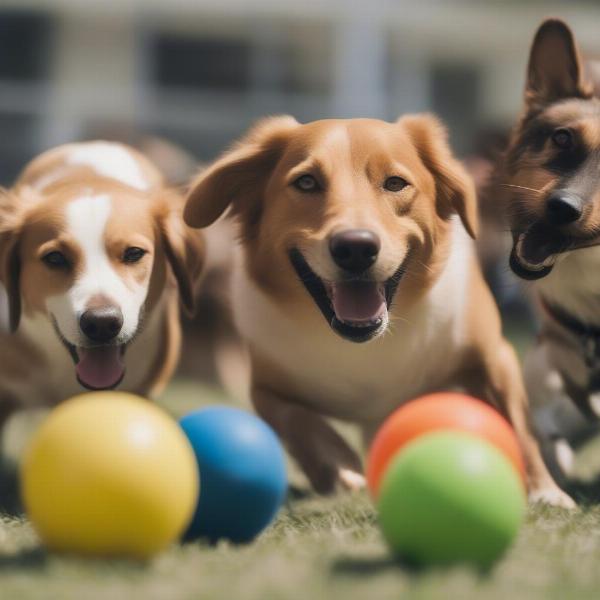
[387,311,411,327]
[498,183,543,194]
[416,260,435,274]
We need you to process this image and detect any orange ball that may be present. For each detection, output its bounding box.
[367,393,526,496]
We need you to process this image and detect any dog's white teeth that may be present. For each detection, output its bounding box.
[342,317,384,329]
[522,259,545,271]
[541,255,556,268]
[519,255,556,271]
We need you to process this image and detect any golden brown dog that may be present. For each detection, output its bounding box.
[0,141,203,422]
[185,114,572,506]
[497,19,600,481]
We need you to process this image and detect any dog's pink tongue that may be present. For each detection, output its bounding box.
[76,347,124,390]
[330,282,386,324]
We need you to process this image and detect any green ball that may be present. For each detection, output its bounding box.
[377,431,526,567]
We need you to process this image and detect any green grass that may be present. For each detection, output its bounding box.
[2,379,600,599]
[3,493,600,599]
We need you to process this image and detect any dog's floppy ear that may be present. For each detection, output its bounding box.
[158,191,205,316]
[0,189,22,332]
[526,19,592,107]
[399,113,478,239]
[184,115,299,230]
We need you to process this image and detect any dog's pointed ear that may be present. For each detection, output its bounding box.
[158,191,205,316]
[0,189,22,332]
[184,115,299,229]
[526,19,592,107]
[399,113,478,239]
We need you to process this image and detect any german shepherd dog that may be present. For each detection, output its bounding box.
[497,18,600,482]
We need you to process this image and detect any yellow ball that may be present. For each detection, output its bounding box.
[21,392,199,559]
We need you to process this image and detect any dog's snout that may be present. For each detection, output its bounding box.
[329,229,381,273]
[545,191,583,226]
[80,307,124,343]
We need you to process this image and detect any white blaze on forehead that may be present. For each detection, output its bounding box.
[46,194,148,345]
[67,142,150,191]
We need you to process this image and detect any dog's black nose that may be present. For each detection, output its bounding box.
[80,307,124,343]
[329,229,381,273]
[545,192,583,226]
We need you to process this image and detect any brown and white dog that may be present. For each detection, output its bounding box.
[497,19,600,481]
[185,114,572,506]
[0,141,203,421]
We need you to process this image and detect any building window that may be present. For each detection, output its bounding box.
[429,63,481,154]
[0,10,53,81]
[150,35,252,92]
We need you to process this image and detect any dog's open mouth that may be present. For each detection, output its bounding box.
[75,345,126,390]
[289,248,407,343]
[54,324,126,390]
[510,223,600,281]
[509,222,573,280]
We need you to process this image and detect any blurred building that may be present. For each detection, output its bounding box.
[0,0,599,184]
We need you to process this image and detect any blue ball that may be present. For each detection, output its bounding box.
[179,406,287,543]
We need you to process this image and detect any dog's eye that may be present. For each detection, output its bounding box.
[122,247,147,264]
[384,176,409,192]
[293,174,320,193]
[42,251,70,269]
[552,128,573,150]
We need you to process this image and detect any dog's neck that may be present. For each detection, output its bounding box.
[535,245,600,327]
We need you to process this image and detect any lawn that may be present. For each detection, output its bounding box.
[2,377,600,600]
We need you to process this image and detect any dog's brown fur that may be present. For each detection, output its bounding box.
[186,114,571,506]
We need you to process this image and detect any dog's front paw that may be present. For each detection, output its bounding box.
[338,468,366,492]
[529,486,576,509]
